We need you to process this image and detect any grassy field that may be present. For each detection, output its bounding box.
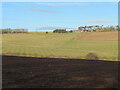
[2,31,118,61]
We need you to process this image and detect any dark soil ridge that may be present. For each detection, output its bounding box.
[2,55,119,88]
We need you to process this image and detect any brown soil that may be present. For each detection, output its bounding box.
[75,31,118,40]
[2,55,119,88]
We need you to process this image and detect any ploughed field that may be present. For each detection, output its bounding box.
[2,55,119,88]
[2,31,118,61]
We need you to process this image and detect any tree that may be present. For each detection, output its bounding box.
[89,26,93,30]
[78,26,84,32]
[84,26,87,30]
[78,26,83,30]
[116,25,119,31]
[94,25,100,31]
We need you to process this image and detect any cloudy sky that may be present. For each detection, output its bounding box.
[2,2,118,30]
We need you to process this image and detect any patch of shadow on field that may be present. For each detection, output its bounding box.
[2,55,119,88]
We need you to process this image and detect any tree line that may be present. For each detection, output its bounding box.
[78,25,119,32]
[53,29,73,33]
[52,25,119,33]
[0,28,28,34]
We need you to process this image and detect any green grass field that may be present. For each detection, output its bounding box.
[2,32,118,61]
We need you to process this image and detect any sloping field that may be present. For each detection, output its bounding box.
[2,32,118,61]
[74,31,118,41]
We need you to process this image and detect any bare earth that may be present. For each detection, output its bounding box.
[75,31,118,40]
[2,55,119,88]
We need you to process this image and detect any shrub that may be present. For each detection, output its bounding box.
[85,52,99,60]
[69,30,73,33]
[53,29,67,33]
[46,31,48,34]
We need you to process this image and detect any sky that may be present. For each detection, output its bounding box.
[2,2,118,31]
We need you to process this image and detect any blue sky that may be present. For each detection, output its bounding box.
[2,2,118,31]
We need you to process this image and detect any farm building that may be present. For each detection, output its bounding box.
[80,30,97,32]
[74,29,96,32]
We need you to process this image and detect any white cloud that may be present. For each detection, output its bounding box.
[36,26,74,30]
[1,0,119,2]
[28,8,56,13]
[36,2,88,6]
[87,19,112,23]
